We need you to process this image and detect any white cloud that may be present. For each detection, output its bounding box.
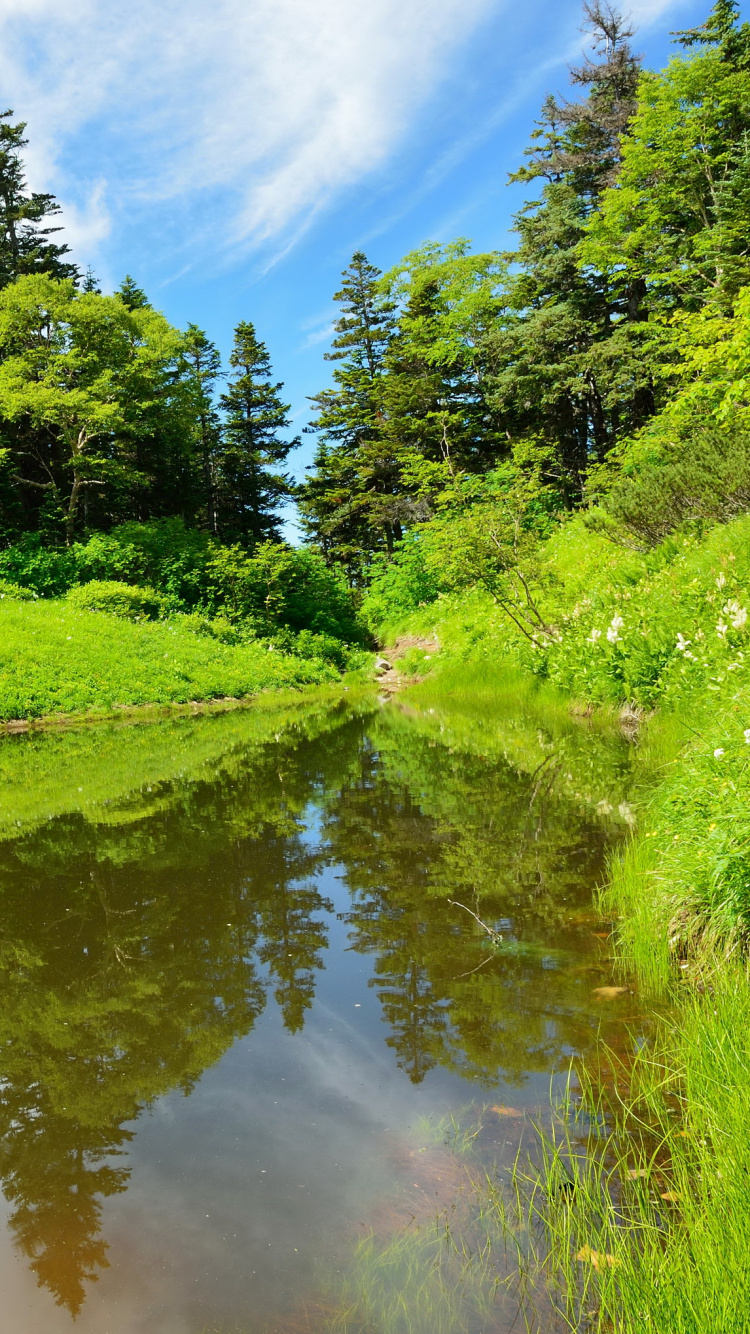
[0,0,499,267]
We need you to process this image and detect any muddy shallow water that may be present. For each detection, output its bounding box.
[0,691,642,1332]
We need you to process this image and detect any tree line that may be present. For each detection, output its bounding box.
[299,0,750,583]
[0,115,296,549]
[0,0,748,585]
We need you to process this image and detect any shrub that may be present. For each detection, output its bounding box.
[0,579,36,601]
[269,627,364,672]
[0,533,78,596]
[362,534,442,631]
[205,542,368,643]
[596,419,750,548]
[65,581,167,621]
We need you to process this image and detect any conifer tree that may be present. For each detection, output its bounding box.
[0,112,78,288]
[183,324,222,533]
[217,322,296,545]
[116,275,150,310]
[486,1,645,492]
[298,252,396,574]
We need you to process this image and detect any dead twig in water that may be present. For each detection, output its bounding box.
[448,900,503,946]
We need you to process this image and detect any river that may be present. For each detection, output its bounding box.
[0,688,642,1332]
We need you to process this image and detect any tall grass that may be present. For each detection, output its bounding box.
[516,964,750,1333]
[0,598,338,720]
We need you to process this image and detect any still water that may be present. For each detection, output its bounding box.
[0,689,640,1332]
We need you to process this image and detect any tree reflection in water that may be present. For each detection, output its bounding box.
[0,693,635,1315]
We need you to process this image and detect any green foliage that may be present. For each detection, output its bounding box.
[583,15,750,311]
[0,521,367,654]
[362,460,564,639]
[0,578,34,601]
[0,598,335,719]
[363,533,443,628]
[203,540,367,641]
[0,111,78,288]
[64,580,167,621]
[0,275,194,542]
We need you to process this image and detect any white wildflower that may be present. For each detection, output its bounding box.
[733,607,748,631]
[695,628,705,641]
[717,619,728,638]
[744,728,750,744]
[714,748,725,759]
[587,628,602,644]
[675,633,691,653]
[717,573,727,590]
[606,614,624,645]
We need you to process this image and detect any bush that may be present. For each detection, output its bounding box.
[205,542,368,643]
[0,519,368,645]
[597,419,750,548]
[362,534,442,631]
[65,581,167,621]
[0,533,78,597]
[269,627,365,672]
[0,579,36,601]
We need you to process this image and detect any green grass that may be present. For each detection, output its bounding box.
[0,598,339,720]
[379,514,750,1331]
[517,966,750,1333]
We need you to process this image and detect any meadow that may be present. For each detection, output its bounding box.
[0,596,338,722]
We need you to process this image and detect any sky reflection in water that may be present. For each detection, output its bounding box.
[0,692,638,1331]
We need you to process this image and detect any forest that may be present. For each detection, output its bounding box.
[3,1,750,708]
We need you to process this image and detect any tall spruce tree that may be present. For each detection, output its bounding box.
[183,324,222,533]
[116,275,150,310]
[0,113,79,289]
[217,322,296,545]
[298,252,396,575]
[486,2,645,495]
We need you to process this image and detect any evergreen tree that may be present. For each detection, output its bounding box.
[116,274,150,310]
[183,324,222,533]
[584,0,750,315]
[81,266,101,294]
[486,2,645,495]
[301,245,502,576]
[298,252,396,575]
[0,112,79,289]
[217,321,296,545]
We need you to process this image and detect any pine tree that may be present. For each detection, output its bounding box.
[81,266,101,294]
[298,252,396,574]
[486,2,645,493]
[0,112,79,289]
[217,321,296,545]
[116,274,150,310]
[183,324,222,533]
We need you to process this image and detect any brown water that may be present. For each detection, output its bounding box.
[0,689,642,1333]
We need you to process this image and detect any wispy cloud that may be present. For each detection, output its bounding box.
[0,0,499,271]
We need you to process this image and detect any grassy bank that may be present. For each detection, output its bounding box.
[0,597,341,721]
[373,516,750,1331]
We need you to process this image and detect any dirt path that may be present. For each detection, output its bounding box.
[374,633,440,695]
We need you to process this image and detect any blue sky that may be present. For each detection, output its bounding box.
[0,0,715,524]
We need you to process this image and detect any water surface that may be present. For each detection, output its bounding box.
[0,690,639,1332]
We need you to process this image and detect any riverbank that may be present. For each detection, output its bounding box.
[375,523,750,1331]
[0,596,352,724]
